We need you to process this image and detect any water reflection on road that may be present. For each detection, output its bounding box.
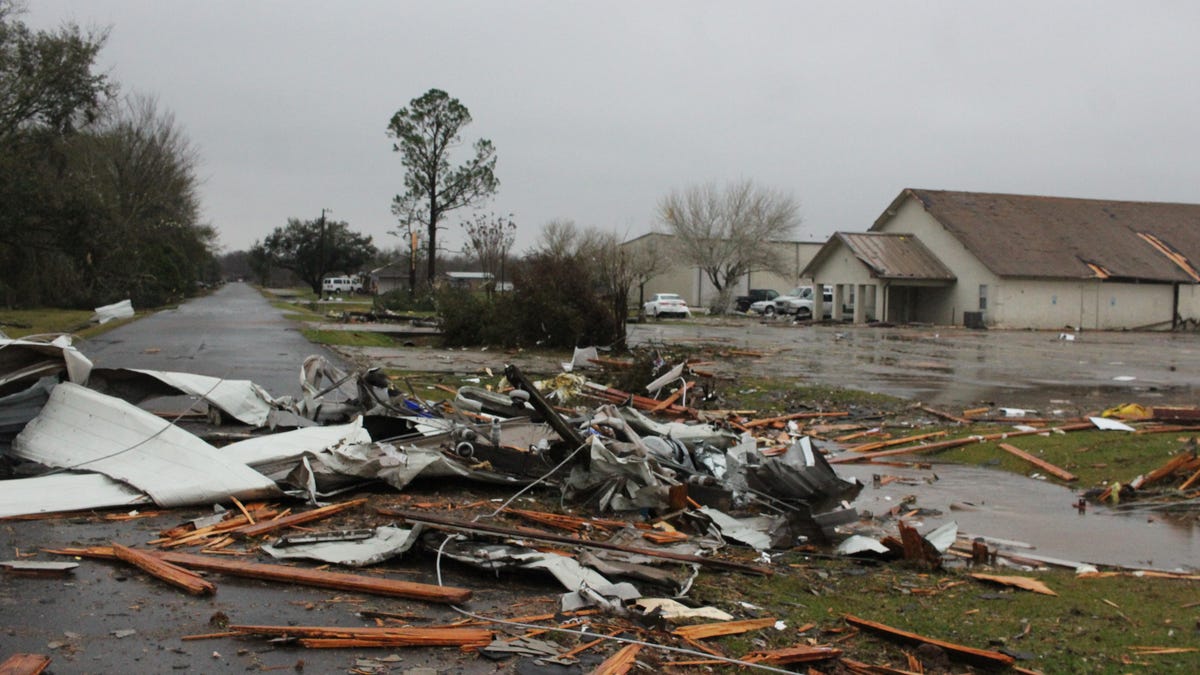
[630,320,1200,410]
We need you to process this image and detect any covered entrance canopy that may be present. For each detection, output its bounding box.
[805,232,956,323]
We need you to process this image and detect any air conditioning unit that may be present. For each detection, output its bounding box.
[963,311,986,329]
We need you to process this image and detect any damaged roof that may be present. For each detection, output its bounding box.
[874,188,1200,282]
[828,232,956,282]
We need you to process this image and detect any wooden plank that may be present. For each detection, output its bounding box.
[970,573,1057,596]
[830,423,1095,464]
[919,405,970,424]
[651,381,695,412]
[850,431,949,453]
[0,654,51,675]
[743,411,848,429]
[46,546,471,604]
[112,543,216,596]
[592,644,641,675]
[234,498,367,538]
[229,624,492,648]
[997,442,1078,482]
[672,617,778,640]
[743,644,843,664]
[844,614,1014,668]
[1139,450,1198,487]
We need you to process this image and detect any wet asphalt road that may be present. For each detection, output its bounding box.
[80,281,345,397]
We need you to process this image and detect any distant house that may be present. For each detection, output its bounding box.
[369,261,408,295]
[803,188,1200,329]
[621,232,824,309]
[442,271,495,291]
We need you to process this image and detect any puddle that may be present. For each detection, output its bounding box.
[839,461,1200,572]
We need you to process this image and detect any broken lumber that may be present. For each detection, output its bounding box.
[233,498,366,538]
[672,617,777,640]
[843,614,1014,668]
[743,410,848,428]
[593,644,641,675]
[849,430,949,453]
[651,381,695,412]
[380,508,773,576]
[897,521,942,569]
[1138,448,1199,488]
[46,546,471,604]
[229,624,492,648]
[0,654,51,675]
[997,442,1078,481]
[112,542,215,596]
[970,573,1057,596]
[920,405,970,424]
[830,422,1095,464]
[743,644,843,665]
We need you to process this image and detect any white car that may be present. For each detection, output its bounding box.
[643,293,691,318]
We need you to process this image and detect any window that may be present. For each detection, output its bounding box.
[978,284,988,311]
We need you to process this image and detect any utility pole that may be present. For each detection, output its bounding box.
[318,208,330,294]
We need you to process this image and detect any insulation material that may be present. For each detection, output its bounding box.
[11,383,280,507]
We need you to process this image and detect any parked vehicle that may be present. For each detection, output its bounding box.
[735,289,779,313]
[322,276,363,294]
[643,293,691,318]
[771,286,846,319]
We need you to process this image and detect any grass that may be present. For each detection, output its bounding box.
[726,375,909,414]
[299,328,399,348]
[0,307,142,340]
[924,427,1193,489]
[687,557,1199,673]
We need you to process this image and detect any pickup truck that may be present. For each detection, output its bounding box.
[734,289,779,313]
[772,285,850,319]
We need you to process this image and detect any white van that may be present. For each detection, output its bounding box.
[322,276,361,294]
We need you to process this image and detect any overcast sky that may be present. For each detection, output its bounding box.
[25,1,1200,256]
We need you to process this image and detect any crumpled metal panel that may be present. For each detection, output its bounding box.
[11,383,279,507]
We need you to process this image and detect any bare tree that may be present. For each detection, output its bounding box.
[534,218,580,258]
[579,228,670,349]
[461,211,516,294]
[658,179,801,313]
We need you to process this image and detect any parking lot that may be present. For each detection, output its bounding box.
[630,318,1200,412]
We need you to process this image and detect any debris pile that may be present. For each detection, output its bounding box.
[2,335,1198,672]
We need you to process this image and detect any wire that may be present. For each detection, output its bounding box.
[31,368,239,477]
[474,440,590,522]
[422,437,795,673]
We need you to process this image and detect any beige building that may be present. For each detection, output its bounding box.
[623,232,823,310]
[803,189,1200,329]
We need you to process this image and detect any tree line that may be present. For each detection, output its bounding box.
[0,2,216,309]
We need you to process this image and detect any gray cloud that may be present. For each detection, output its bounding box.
[27,1,1200,255]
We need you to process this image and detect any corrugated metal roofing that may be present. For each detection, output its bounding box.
[875,189,1200,282]
[836,232,956,281]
